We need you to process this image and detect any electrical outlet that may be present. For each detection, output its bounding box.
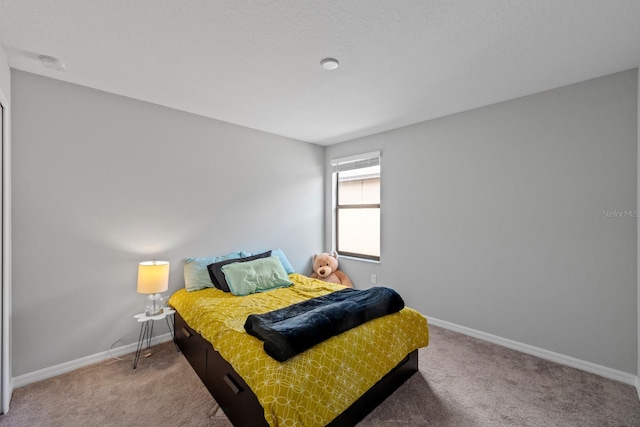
[370,274,377,284]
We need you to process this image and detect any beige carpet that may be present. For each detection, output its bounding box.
[1,325,639,426]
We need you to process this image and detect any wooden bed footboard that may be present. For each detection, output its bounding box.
[174,311,418,426]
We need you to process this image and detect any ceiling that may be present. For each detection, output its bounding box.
[1,1,639,145]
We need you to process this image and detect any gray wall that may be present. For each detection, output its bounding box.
[327,70,638,374]
[11,70,324,376]
[9,66,639,378]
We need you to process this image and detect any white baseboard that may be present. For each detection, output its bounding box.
[427,317,638,387]
[12,333,174,389]
[11,319,640,398]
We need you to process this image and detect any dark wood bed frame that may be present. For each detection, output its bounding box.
[174,311,418,426]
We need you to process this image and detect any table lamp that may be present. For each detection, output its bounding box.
[137,260,169,316]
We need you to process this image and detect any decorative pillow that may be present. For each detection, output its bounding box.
[183,251,244,292]
[244,248,295,274]
[222,256,293,296]
[207,251,272,292]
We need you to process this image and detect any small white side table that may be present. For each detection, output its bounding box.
[133,307,179,369]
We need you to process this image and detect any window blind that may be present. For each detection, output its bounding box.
[330,151,380,173]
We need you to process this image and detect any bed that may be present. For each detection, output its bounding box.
[169,254,429,427]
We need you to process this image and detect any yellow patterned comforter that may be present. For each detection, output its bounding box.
[169,273,429,427]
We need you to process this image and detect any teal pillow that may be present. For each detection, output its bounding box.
[184,251,244,292]
[272,248,295,274]
[245,248,295,274]
[222,256,293,296]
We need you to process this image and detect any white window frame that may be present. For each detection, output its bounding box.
[331,151,381,261]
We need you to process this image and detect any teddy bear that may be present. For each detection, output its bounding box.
[310,251,353,288]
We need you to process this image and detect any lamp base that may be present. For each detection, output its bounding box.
[144,293,164,317]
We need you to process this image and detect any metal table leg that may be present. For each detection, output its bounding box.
[133,320,150,369]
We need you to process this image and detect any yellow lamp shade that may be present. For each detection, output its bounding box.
[137,261,170,294]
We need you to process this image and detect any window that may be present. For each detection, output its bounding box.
[332,151,380,261]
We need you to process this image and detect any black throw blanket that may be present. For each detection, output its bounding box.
[244,287,405,362]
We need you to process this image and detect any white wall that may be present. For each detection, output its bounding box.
[0,48,8,93]
[11,70,324,376]
[0,44,12,413]
[327,69,638,374]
